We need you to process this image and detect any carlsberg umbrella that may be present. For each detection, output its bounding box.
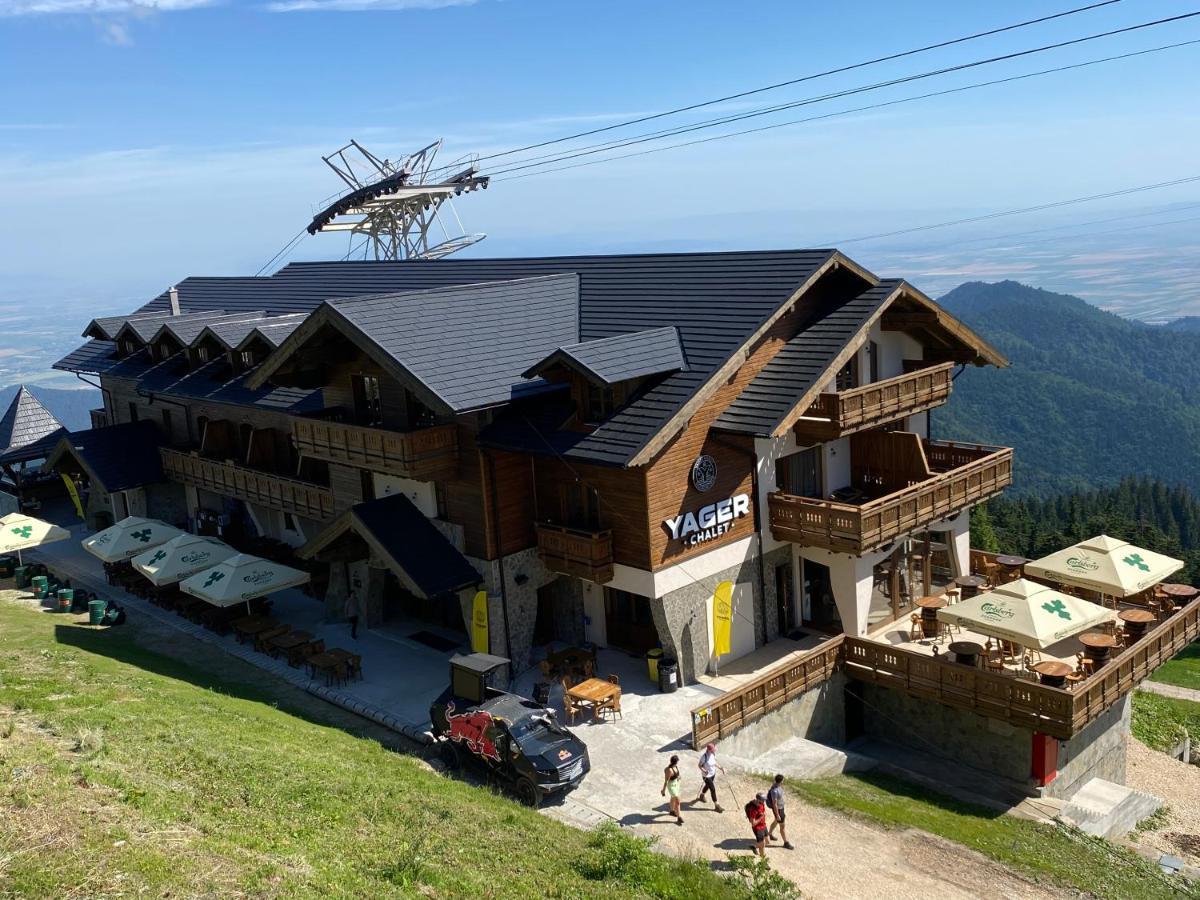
[0,513,70,563]
[131,534,236,587]
[1025,535,1183,598]
[937,578,1114,650]
[82,517,184,563]
[179,553,310,608]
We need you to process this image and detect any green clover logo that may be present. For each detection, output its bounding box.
[130,529,153,543]
[11,525,32,539]
[203,571,225,588]
[1042,599,1072,620]
[147,550,167,565]
[1123,553,1150,572]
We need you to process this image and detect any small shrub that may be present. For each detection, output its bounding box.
[575,822,662,885]
[1,717,13,739]
[727,855,803,900]
[73,727,104,755]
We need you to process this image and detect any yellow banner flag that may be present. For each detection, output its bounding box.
[61,473,84,520]
[471,590,489,654]
[713,581,733,657]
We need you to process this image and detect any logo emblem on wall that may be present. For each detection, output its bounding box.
[691,454,718,492]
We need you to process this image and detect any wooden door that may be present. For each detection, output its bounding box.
[603,588,658,654]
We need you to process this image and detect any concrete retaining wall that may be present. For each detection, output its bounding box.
[1043,693,1130,800]
[717,671,847,759]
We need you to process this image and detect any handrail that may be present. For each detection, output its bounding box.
[160,447,335,521]
[292,417,458,479]
[800,362,955,438]
[535,522,614,582]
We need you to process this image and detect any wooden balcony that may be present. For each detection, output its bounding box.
[769,440,1013,554]
[793,362,955,442]
[160,447,335,521]
[292,417,459,481]
[535,522,614,584]
[89,408,109,429]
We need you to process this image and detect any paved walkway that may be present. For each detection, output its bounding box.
[1138,680,1200,703]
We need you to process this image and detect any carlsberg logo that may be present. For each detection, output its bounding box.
[1066,555,1099,572]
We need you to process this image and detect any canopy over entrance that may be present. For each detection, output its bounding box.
[179,553,310,607]
[299,493,480,600]
[938,578,1114,649]
[1025,535,1183,597]
[0,513,70,556]
[83,516,183,562]
[131,533,236,586]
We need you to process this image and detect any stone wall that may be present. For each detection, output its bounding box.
[462,546,555,674]
[145,481,187,528]
[718,672,847,758]
[653,553,766,684]
[759,545,791,642]
[1044,693,1131,800]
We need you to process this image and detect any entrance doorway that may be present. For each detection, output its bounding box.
[603,588,658,654]
[775,562,797,637]
[801,559,842,633]
[533,583,556,646]
[382,571,465,633]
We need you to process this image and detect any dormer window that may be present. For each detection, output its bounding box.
[584,383,616,424]
[197,346,209,363]
[240,350,256,369]
[159,343,173,361]
[121,339,136,356]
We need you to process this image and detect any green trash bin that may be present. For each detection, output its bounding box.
[56,588,73,614]
[14,565,30,589]
[31,575,49,599]
[646,647,664,684]
[89,600,107,626]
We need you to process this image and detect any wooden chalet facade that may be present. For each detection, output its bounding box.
[52,249,1011,677]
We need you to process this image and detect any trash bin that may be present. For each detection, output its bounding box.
[89,600,107,626]
[31,575,48,598]
[56,589,73,614]
[533,682,552,707]
[646,648,664,683]
[14,565,30,589]
[658,658,679,693]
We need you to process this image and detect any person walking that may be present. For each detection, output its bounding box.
[660,755,684,825]
[767,774,793,849]
[695,743,724,813]
[745,792,769,858]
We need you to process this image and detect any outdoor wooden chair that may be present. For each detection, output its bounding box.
[539,659,553,679]
[939,618,960,641]
[289,639,324,669]
[562,692,583,725]
[582,659,595,679]
[908,613,923,642]
[560,675,575,692]
[255,625,289,654]
[607,674,620,686]
[599,690,623,721]
[984,649,1006,674]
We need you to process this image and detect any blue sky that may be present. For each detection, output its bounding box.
[1,0,1198,386]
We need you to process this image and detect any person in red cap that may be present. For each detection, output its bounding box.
[695,743,724,813]
[745,792,769,858]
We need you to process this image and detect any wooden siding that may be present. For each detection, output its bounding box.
[535,523,615,584]
[293,418,459,481]
[793,362,954,443]
[160,447,335,521]
[442,425,490,559]
[483,448,537,558]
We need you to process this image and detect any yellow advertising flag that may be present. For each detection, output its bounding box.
[713,581,733,657]
[60,473,84,520]
[471,590,489,654]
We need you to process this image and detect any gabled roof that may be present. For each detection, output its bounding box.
[201,313,307,351]
[83,311,182,341]
[0,386,69,465]
[43,420,164,492]
[115,310,225,345]
[522,326,686,386]
[131,352,324,413]
[298,493,480,599]
[251,274,580,414]
[152,311,267,348]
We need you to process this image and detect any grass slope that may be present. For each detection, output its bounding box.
[0,598,739,899]
[935,281,1200,497]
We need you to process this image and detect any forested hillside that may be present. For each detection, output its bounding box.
[974,477,1200,584]
[934,281,1200,497]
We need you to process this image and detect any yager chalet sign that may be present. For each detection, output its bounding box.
[664,493,751,548]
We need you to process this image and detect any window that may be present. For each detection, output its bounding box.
[283,512,299,532]
[351,374,383,426]
[583,382,616,424]
[777,446,821,498]
[121,340,136,356]
[161,408,173,440]
[868,341,880,383]
[561,482,600,530]
[197,346,209,363]
[159,343,173,361]
[835,354,860,391]
[127,402,138,423]
[240,350,256,369]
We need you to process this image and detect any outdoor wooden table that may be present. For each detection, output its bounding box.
[566,678,620,722]
[550,646,595,679]
[267,630,312,659]
[328,648,362,680]
[948,640,985,667]
[1119,608,1155,640]
[995,554,1029,568]
[233,616,276,643]
[955,574,988,600]
[1078,631,1117,663]
[1032,660,1073,687]
[177,596,209,620]
[306,651,345,685]
[1160,584,1198,612]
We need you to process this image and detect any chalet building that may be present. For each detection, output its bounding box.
[52,250,1011,677]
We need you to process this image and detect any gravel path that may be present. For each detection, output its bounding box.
[632,767,1060,900]
[1138,681,1200,703]
[1127,737,1200,862]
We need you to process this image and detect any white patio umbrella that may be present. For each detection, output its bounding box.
[82,517,184,563]
[0,513,71,563]
[937,578,1114,650]
[179,553,310,609]
[1025,534,1183,598]
[131,534,236,587]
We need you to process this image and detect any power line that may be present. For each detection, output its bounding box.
[461,0,1128,167]
[255,228,308,276]
[492,38,1200,182]
[487,11,1200,179]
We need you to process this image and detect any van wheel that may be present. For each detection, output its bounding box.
[514,777,542,808]
[439,741,463,770]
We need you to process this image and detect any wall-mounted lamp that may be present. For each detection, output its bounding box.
[514,573,529,586]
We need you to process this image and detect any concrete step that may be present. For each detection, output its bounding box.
[724,736,876,781]
[1059,778,1161,839]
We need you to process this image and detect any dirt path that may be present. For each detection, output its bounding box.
[632,767,1061,900]
[1128,735,1200,865]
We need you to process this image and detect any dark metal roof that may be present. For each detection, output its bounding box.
[0,387,69,465]
[205,314,306,351]
[83,310,186,341]
[53,340,122,375]
[44,420,164,492]
[117,310,225,345]
[522,325,686,385]
[476,393,583,457]
[323,274,580,412]
[242,316,305,349]
[134,353,324,413]
[715,280,900,436]
[156,311,267,348]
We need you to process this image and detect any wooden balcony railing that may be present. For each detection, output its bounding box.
[689,597,1200,747]
[690,637,844,748]
[160,447,335,521]
[794,362,954,442]
[292,418,459,481]
[535,522,614,585]
[769,442,1013,554]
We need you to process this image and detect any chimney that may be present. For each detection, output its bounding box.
[168,286,180,316]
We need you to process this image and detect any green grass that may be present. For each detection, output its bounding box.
[1132,690,1200,752]
[1151,642,1200,691]
[789,772,1188,899]
[0,597,744,899]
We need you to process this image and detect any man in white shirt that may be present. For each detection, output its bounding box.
[695,743,724,813]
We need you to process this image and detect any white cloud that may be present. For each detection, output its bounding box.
[266,0,477,11]
[0,0,211,13]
